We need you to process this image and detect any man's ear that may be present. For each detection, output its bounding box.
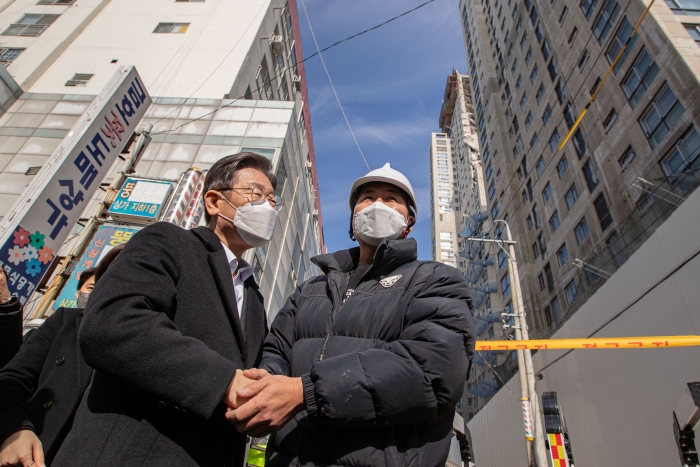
[203,190,222,219]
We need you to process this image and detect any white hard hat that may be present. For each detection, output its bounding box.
[348,163,418,214]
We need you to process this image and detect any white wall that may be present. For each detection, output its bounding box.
[11,0,271,98]
[468,185,700,466]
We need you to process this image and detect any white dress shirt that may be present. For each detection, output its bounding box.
[221,242,254,316]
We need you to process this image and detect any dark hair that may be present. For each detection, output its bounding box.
[94,244,125,283]
[203,152,277,222]
[76,268,96,291]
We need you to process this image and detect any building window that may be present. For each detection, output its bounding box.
[545,306,553,325]
[530,64,539,84]
[498,249,507,270]
[1,14,59,36]
[0,48,24,66]
[621,47,659,109]
[686,23,700,46]
[486,164,493,180]
[557,243,569,266]
[541,40,551,61]
[525,112,533,130]
[516,74,523,92]
[440,232,453,240]
[543,182,552,203]
[525,47,533,66]
[491,202,500,219]
[501,274,511,298]
[564,103,576,129]
[527,215,534,230]
[578,49,590,70]
[543,105,552,127]
[619,145,636,170]
[581,0,600,19]
[488,181,496,200]
[555,80,567,103]
[557,156,569,178]
[530,133,539,151]
[607,18,637,73]
[439,197,451,204]
[564,279,578,304]
[532,204,542,228]
[536,84,546,103]
[660,126,700,179]
[568,27,579,45]
[594,194,613,230]
[565,185,579,209]
[548,57,559,81]
[520,30,528,49]
[593,0,620,44]
[520,92,528,109]
[573,129,587,158]
[544,262,554,291]
[442,251,455,259]
[640,83,684,148]
[603,108,618,133]
[440,241,454,249]
[549,129,561,151]
[65,73,93,87]
[437,167,448,173]
[438,190,450,196]
[535,22,545,42]
[439,205,452,213]
[511,58,519,75]
[575,218,590,244]
[437,160,448,166]
[559,6,569,23]
[533,242,540,259]
[549,211,561,233]
[669,0,700,14]
[538,272,546,290]
[582,159,600,192]
[154,22,190,33]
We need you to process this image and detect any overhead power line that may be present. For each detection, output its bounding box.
[300,0,370,170]
[151,0,439,137]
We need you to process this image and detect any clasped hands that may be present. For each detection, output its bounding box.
[222,369,305,437]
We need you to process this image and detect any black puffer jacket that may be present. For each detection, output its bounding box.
[261,238,476,467]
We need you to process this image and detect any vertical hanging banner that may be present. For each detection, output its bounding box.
[0,66,151,305]
[52,225,141,309]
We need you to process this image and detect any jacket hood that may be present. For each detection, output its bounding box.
[311,237,418,278]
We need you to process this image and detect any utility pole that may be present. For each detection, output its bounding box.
[468,219,548,467]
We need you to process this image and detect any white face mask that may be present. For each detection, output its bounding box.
[218,193,278,247]
[353,202,408,246]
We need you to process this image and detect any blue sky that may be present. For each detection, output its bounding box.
[298,0,467,259]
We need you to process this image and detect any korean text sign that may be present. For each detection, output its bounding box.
[108,178,172,223]
[0,66,151,305]
[52,225,140,309]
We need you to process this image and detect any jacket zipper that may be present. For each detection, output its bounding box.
[318,271,349,361]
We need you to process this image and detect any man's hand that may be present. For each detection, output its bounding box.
[222,369,256,409]
[0,269,11,304]
[225,375,305,437]
[0,429,45,467]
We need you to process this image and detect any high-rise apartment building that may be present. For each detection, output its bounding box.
[429,132,459,270]
[458,0,700,349]
[0,0,324,320]
[433,70,519,419]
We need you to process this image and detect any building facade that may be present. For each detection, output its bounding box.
[429,132,459,270]
[458,0,700,345]
[0,0,324,320]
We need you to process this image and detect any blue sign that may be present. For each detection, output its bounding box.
[108,178,172,224]
[0,66,151,305]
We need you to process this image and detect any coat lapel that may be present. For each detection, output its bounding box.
[190,226,247,362]
[75,315,93,390]
[242,277,267,368]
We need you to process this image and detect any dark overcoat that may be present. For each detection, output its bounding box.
[0,307,92,465]
[52,223,267,467]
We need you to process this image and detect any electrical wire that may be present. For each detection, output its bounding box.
[150,0,439,137]
[299,0,369,170]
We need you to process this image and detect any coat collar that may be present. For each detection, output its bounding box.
[311,238,418,279]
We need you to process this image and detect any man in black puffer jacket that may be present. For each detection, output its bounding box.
[227,164,476,467]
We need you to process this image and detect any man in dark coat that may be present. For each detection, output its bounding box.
[228,163,476,467]
[52,152,280,467]
[0,269,23,369]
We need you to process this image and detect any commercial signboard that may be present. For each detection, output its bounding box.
[53,225,141,309]
[108,177,173,224]
[0,66,151,305]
